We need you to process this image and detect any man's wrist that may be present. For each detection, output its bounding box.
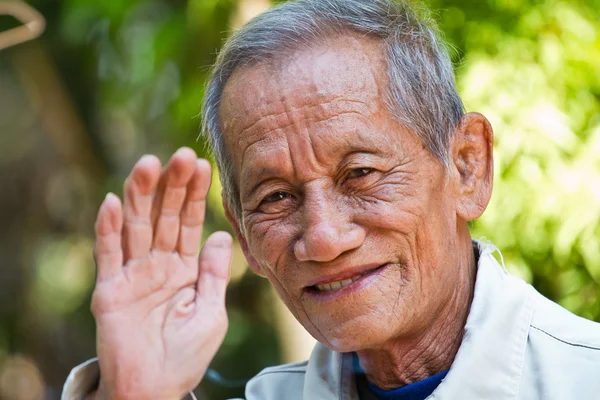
[87,381,186,400]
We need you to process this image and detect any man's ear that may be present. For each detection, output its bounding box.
[451,112,494,221]
[223,196,266,277]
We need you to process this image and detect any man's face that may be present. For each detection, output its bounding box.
[220,35,467,351]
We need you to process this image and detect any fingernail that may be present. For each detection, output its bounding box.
[213,231,233,246]
[176,147,196,158]
[104,192,119,204]
[139,154,157,164]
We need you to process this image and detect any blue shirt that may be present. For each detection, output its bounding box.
[353,353,448,400]
[366,370,449,400]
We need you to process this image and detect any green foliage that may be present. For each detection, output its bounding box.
[430,0,600,320]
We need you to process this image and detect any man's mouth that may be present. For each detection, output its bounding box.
[307,264,387,293]
[313,271,371,291]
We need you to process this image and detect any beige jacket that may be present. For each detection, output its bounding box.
[63,241,600,399]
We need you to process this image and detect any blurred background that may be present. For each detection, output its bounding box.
[0,0,599,398]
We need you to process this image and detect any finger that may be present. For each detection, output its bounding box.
[94,193,124,280]
[123,155,161,261]
[178,159,212,260]
[196,231,233,303]
[152,147,197,251]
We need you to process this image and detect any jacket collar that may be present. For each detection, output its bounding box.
[302,240,534,400]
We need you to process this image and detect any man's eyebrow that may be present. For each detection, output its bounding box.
[242,167,284,201]
[342,146,392,159]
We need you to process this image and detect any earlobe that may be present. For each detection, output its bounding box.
[223,196,266,277]
[452,112,494,221]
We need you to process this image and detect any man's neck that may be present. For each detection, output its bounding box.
[355,239,478,390]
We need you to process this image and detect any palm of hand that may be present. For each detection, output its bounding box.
[92,149,232,400]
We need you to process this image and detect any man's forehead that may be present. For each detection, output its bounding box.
[219,34,387,149]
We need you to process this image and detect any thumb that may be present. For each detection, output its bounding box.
[196,231,233,304]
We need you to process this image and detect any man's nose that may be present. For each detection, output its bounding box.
[294,192,365,262]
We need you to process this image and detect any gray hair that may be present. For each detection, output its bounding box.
[201,0,464,222]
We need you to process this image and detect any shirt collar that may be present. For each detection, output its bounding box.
[427,240,533,399]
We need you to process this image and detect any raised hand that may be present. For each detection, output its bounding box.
[91,148,232,400]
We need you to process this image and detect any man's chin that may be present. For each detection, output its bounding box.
[317,335,382,354]
[307,320,393,353]
[320,338,364,353]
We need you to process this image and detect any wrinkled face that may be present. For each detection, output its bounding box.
[220,35,466,351]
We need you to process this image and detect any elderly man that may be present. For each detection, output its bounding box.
[63,0,600,399]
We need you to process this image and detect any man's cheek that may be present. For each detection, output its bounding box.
[248,223,288,259]
[356,199,425,233]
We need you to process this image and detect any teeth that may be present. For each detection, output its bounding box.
[315,274,365,292]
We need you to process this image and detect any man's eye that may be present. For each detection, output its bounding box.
[347,168,373,179]
[262,191,291,204]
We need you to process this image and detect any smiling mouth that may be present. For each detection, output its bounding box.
[314,273,368,291]
[309,265,386,292]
